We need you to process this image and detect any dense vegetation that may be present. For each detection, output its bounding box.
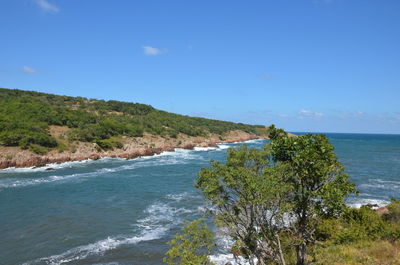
[0,88,265,153]
[165,127,400,265]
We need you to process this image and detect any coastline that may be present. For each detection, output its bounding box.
[0,130,268,170]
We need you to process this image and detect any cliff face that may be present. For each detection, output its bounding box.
[0,130,267,169]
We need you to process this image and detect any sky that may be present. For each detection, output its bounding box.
[1,0,400,134]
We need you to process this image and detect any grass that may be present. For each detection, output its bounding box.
[313,240,400,265]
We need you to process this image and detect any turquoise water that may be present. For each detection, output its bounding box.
[0,134,399,265]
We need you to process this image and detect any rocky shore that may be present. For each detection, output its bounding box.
[0,130,267,170]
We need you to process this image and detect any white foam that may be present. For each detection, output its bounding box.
[166,192,189,201]
[241,139,266,144]
[347,198,389,209]
[216,144,230,149]
[0,171,103,189]
[136,202,194,230]
[165,192,202,202]
[23,232,162,265]
[359,182,400,192]
[209,254,251,265]
[194,146,218,151]
[0,157,128,174]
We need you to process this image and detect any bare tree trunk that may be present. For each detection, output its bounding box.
[276,234,286,265]
[296,243,307,265]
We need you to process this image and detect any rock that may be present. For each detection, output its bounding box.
[182,143,195,150]
[45,168,55,171]
[376,206,389,215]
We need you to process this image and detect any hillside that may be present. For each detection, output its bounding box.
[0,88,269,168]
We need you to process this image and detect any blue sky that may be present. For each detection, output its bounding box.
[1,0,400,134]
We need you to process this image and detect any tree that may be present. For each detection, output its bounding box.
[196,145,291,265]
[267,126,357,264]
[164,219,215,265]
[194,126,356,265]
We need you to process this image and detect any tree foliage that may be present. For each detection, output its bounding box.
[267,126,357,264]
[194,126,357,265]
[164,219,215,265]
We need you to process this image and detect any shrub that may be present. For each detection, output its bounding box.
[29,144,49,155]
[95,139,123,150]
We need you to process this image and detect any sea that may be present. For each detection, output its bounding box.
[0,133,399,265]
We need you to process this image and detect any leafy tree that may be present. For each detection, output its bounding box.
[267,126,357,265]
[164,219,215,265]
[196,146,290,265]
[195,126,356,265]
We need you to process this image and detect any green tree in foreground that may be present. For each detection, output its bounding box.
[194,126,356,265]
[268,126,357,264]
[164,219,215,265]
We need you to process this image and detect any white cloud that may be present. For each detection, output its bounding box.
[22,66,38,74]
[298,109,324,117]
[142,46,168,56]
[35,0,59,13]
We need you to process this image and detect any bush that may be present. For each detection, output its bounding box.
[95,139,123,150]
[0,129,57,148]
[29,144,49,155]
[383,199,400,223]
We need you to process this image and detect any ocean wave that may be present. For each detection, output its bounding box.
[216,144,230,149]
[0,160,94,174]
[347,198,389,208]
[0,171,102,189]
[210,254,251,265]
[241,139,266,144]
[371,178,400,185]
[0,148,201,174]
[165,192,191,202]
[135,202,189,229]
[359,182,400,191]
[24,201,192,265]
[23,232,161,265]
[165,192,202,202]
[194,146,219,151]
[0,157,128,174]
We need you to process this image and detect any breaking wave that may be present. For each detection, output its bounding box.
[23,200,195,265]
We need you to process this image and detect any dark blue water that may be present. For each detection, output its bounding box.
[0,134,399,265]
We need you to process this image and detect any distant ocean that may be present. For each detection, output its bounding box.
[0,133,399,265]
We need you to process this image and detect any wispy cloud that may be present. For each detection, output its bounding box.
[22,66,38,74]
[34,0,59,13]
[142,46,168,56]
[298,109,324,118]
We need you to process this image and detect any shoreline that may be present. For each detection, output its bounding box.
[0,131,268,170]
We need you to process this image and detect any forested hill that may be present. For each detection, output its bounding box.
[0,88,267,153]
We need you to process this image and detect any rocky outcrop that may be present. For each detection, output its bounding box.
[0,131,268,169]
[376,206,389,215]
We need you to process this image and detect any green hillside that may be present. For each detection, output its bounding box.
[0,88,266,153]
